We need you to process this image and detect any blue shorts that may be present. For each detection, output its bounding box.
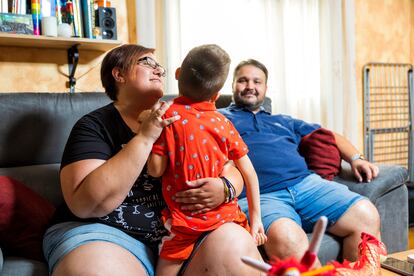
[43,222,156,276]
[238,174,365,233]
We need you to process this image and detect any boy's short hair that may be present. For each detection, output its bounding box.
[178,44,231,101]
[233,59,268,84]
[101,44,154,101]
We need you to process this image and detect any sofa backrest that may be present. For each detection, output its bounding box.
[0,92,111,205]
[0,93,112,167]
[0,92,271,206]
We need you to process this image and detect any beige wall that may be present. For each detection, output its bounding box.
[354,0,412,148]
[0,0,133,93]
[2,1,413,124]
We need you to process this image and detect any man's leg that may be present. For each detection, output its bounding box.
[238,189,307,262]
[293,174,381,262]
[264,218,309,260]
[327,199,380,261]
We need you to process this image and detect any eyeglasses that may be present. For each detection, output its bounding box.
[137,56,166,77]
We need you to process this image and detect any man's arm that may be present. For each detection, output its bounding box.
[333,132,379,182]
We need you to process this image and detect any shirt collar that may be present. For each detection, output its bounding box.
[227,103,270,114]
[173,95,216,111]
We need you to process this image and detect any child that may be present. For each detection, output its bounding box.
[147,44,266,275]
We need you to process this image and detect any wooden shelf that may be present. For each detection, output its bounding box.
[0,32,122,51]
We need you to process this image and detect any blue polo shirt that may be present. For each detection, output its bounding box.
[219,104,320,198]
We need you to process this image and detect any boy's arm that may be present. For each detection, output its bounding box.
[233,155,266,245]
[233,155,260,220]
[147,153,168,177]
[222,161,243,197]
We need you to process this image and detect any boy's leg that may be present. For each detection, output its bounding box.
[158,225,198,275]
[155,258,183,276]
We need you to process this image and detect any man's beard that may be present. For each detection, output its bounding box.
[233,92,264,111]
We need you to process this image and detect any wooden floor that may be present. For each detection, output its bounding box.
[410,227,414,249]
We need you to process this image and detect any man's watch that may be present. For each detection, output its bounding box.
[351,153,365,162]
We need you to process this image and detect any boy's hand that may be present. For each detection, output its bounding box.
[251,220,267,246]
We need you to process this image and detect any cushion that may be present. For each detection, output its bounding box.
[0,176,55,261]
[298,128,341,180]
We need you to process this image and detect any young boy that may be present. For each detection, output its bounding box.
[147,44,266,275]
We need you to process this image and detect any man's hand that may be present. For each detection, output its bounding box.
[351,159,379,183]
[173,178,225,215]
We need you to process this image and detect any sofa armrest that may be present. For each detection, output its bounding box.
[334,162,409,253]
[0,246,4,274]
[334,163,408,203]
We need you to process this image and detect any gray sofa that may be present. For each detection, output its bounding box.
[0,92,409,275]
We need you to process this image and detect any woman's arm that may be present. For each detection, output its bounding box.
[61,102,179,218]
[174,162,244,214]
[61,133,158,218]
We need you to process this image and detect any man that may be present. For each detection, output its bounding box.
[219,59,380,263]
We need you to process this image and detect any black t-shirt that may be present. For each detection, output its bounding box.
[53,103,168,248]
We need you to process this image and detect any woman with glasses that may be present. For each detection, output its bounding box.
[42,44,262,276]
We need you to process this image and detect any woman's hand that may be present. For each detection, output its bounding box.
[137,101,180,142]
[174,178,225,215]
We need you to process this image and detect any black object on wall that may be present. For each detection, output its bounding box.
[95,7,117,40]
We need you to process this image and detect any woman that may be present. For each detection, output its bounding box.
[43,44,262,276]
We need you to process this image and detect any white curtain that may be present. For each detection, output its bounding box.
[143,0,357,142]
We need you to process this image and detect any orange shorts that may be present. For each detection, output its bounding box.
[159,210,250,260]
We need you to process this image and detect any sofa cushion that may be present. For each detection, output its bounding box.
[299,128,341,180]
[0,164,62,207]
[0,247,3,273]
[1,257,48,276]
[0,176,55,261]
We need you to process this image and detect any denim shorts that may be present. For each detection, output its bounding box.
[238,173,365,233]
[43,222,156,276]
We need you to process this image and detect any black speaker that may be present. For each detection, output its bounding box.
[95,7,117,40]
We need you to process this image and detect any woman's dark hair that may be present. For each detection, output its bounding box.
[233,59,268,84]
[100,44,155,101]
